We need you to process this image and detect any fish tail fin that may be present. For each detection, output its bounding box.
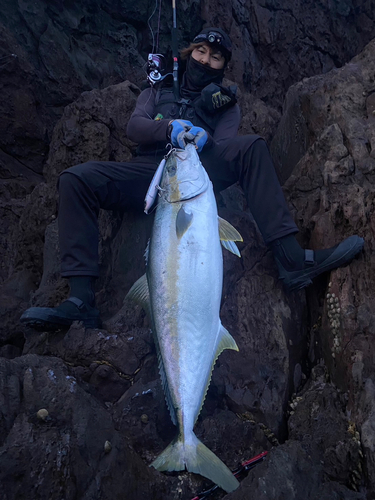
[186,433,240,492]
[151,433,239,493]
[150,437,185,472]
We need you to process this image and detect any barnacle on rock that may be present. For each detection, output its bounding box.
[352,469,361,480]
[350,482,358,492]
[236,412,279,446]
[326,289,342,356]
[346,422,364,491]
[104,440,112,453]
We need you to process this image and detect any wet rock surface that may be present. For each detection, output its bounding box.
[1,3,375,500]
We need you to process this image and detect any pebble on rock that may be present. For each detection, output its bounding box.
[36,409,49,421]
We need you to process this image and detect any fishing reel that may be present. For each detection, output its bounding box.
[146,53,169,85]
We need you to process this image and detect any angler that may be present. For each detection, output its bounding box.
[21,25,363,329]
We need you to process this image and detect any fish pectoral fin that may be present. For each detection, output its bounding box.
[176,206,193,238]
[218,216,242,257]
[125,274,151,317]
[221,240,241,257]
[216,324,239,356]
[218,216,243,242]
[151,433,239,493]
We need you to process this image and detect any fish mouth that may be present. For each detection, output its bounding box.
[162,145,210,202]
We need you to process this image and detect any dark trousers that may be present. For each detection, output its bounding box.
[58,136,298,277]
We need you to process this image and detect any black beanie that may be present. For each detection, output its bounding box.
[193,27,232,62]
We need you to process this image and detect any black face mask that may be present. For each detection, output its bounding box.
[184,56,225,92]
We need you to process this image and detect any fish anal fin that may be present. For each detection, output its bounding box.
[176,206,193,238]
[215,324,239,355]
[218,216,243,242]
[151,433,239,493]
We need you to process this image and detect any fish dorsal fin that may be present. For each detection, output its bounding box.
[126,274,177,425]
[176,206,193,238]
[218,217,243,257]
[126,273,150,313]
[194,324,239,424]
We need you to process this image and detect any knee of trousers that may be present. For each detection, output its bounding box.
[58,162,98,193]
[228,135,267,155]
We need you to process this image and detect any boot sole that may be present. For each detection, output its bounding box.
[20,308,101,330]
[278,235,364,292]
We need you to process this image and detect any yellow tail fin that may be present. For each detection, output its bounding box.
[150,432,239,493]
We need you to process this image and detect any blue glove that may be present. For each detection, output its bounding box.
[169,120,193,148]
[184,126,208,152]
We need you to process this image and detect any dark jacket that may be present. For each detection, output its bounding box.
[127,82,241,156]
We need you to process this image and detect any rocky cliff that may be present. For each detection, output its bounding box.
[1,1,375,499]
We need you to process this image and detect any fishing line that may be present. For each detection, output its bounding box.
[147,0,159,54]
[142,87,157,120]
[155,0,162,53]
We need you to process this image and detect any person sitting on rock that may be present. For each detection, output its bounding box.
[20,27,364,330]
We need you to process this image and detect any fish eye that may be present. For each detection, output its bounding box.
[168,165,177,176]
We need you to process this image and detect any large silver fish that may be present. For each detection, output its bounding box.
[127,144,242,492]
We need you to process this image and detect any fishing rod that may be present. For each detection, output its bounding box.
[171,0,180,99]
[146,0,180,100]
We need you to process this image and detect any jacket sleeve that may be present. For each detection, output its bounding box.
[126,87,171,144]
[211,103,241,145]
[203,103,241,149]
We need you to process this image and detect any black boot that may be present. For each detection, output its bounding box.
[20,277,101,329]
[271,234,364,292]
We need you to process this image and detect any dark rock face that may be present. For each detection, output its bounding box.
[271,38,375,497]
[1,2,375,499]
[0,354,172,500]
[225,0,375,108]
